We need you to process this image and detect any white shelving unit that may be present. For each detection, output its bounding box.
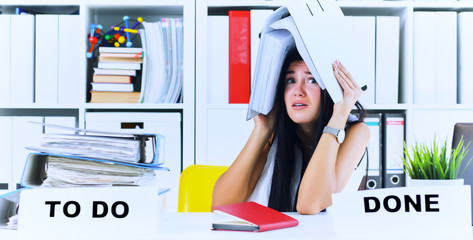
[0,0,195,208]
[194,0,473,173]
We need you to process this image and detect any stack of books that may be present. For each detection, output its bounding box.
[90,47,143,103]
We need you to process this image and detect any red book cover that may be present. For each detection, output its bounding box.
[212,201,299,232]
[228,11,251,104]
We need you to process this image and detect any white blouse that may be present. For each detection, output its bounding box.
[247,118,367,207]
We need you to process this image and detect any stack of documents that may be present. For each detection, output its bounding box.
[27,122,164,165]
[30,134,142,163]
[37,155,157,187]
[139,18,183,103]
[21,122,167,188]
[248,29,295,120]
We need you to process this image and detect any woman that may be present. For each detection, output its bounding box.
[212,50,370,214]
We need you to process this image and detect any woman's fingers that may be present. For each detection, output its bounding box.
[335,60,356,89]
[333,61,355,91]
[333,60,362,102]
[336,61,354,82]
[333,63,350,90]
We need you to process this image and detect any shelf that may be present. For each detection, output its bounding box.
[339,1,409,8]
[0,104,80,109]
[410,104,473,110]
[206,0,285,7]
[413,1,473,10]
[85,103,184,110]
[0,0,185,5]
[363,104,409,110]
[206,104,248,110]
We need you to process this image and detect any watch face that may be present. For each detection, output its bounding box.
[338,130,345,143]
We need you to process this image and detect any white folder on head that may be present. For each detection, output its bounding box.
[247,0,366,120]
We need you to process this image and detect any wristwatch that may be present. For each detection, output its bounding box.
[323,126,345,144]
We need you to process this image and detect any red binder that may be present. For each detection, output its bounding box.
[212,201,299,232]
[228,11,251,104]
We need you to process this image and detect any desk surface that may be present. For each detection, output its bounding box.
[1,212,473,240]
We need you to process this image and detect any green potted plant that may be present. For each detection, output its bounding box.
[402,136,472,186]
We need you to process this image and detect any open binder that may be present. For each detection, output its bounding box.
[26,122,165,166]
[0,190,20,229]
[247,0,366,120]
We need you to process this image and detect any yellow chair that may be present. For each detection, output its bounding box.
[178,164,229,212]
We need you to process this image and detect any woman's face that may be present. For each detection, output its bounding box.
[284,60,322,128]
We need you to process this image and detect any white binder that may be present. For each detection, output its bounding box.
[58,15,81,104]
[383,113,405,188]
[353,16,375,106]
[0,117,13,194]
[247,0,366,120]
[413,12,436,104]
[458,12,473,104]
[364,114,382,189]
[414,12,457,104]
[11,15,35,104]
[435,12,457,105]
[12,117,44,189]
[35,15,59,104]
[207,16,229,104]
[375,16,400,104]
[0,15,11,104]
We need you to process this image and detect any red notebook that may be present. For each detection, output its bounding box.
[228,11,251,104]
[212,201,299,232]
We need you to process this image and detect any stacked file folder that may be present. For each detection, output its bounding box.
[0,122,167,229]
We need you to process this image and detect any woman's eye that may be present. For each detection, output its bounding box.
[307,78,317,84]
[286,78,295,84]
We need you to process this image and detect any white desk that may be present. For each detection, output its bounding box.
[1,212,472,240]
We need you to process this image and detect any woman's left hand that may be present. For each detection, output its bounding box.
[332,60,362,117]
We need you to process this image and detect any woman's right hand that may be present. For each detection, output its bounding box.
[253,107,277,136]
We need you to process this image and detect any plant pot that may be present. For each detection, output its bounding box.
[407,178,464,187]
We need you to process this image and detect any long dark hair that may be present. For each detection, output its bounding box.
[267,50,365,212]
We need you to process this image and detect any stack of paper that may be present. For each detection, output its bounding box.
[41,156,156,187]
[140,18,183,103]
[26,122,164,165]
[20,123,167,189]
[29,134,141,163]
[248,29,295,119]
